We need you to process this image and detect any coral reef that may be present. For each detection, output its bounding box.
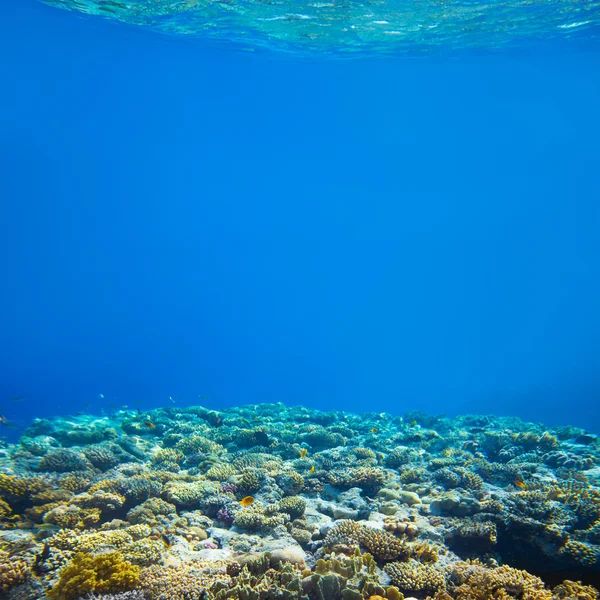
[0,402,599,600]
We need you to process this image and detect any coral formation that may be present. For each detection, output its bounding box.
[0,402,599,600]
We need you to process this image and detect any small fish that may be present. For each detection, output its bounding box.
[142,421,156,429]
[160,533,172,548]
[33,523,60,531]
[309,465,315,474]
[513,479,527,489]
[370,428,379,433]
[98,393,105,399]
[9,396,25,403]
[409,420,418,427]
[0,415,17,428]
[169,396,176,403]
[300,448,307,458]
[240,496,255,507]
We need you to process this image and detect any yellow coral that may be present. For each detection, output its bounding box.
[47,552,140,600]
[0,549,30,594]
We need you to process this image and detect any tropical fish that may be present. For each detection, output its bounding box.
[300,448,307,458]
[371,428,379,433]
[409,420,418,427]
[309,465,315,474]
[240,496,255,507]
[160,533,172,548]
[513,479,527,489]
[142,421,156,429]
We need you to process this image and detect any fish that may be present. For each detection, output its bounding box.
[513,479,527,489]
[33,523,60,531]
[98,393,105,399]
[370,428,379,433]
[160,533,172,548]
[0,415,18,428]
[239,496,255,507]
[300,448,307,458]
[9,396,25,403]
[142,421,156,429]
[309,465,315,474]
[409,420,418,427]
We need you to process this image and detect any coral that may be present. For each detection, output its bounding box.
[333,468,387,494]
[0,549,30,594]
[122,474,163,500]
[552,580,598,600]
[233,506,287,531]
[206,464,237,481]
[276,472,306,495]
[238,469,262,495]
[385,448,412,469]
[384,560,446,597]
[140,562,232,600]
[0,498,12,519]
[70,491,127,513]
[559,540,600,567]
[0,473,45,500]
[278,496,307,520]
[79,593,148,600]
[399,468,426,484]
[60,472,93,493]
[325,521,410,561]
[301,428,346,449]
[446,521,497,554]
[127,497,177,524]
[121,538,164,566]
[163,479,220,507]
[47,552,140,600]
[174,435,225,456]
[43,504,102,529]
[83,445,120,471]
[38,448,92,472]
[447,562,551,600]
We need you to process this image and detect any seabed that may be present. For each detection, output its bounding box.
[1,403,599,599]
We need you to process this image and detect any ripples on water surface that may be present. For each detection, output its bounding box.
[40,0,600,55]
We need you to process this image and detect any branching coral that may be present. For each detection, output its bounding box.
[384,560,446,597]
[47,552,140,600]
[325,521,410,561]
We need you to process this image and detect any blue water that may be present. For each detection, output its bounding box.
[1,0,600,437]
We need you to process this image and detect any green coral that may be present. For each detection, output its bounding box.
[47,551,140,600]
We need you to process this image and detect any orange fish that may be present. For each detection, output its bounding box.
[300,448,307,458]
[143,421,156,429]
[309,465,315,474]
[514,479,527,489]
[240,496,255,507]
